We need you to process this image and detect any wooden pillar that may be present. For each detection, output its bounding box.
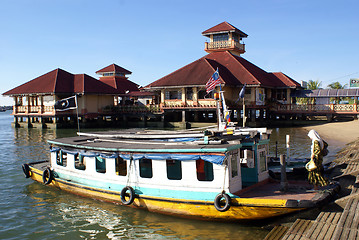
[14,116,20,128]
[182,87,186,106]
[27,116,33,128]
[193,87,198,106]
[160,90,165,104]
[182,110,186,123]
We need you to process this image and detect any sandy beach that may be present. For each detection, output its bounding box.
[302,120,359,149]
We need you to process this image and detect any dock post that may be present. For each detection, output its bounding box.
[286,135,291,165]
[280,154,288,191]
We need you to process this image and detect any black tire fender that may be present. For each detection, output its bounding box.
[22,164,31,178]
[214,192,231,212]
[42,167,53,185]
[120,186,135,205]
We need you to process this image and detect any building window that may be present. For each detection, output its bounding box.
[96,156,106,173]
[166,160,182,180]
[139,158,153,178]
[274,89,287,100]
[116,157,127,176]
[165,90,181,100]
[186,88,193,100]
[74,154,86,170]
[56,151,67,167]
[213,33,229,42]
[196,159,214,181]
[232,34,239,43]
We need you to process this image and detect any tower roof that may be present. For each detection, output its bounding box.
[202,21,248,38]
[96,64,132,75]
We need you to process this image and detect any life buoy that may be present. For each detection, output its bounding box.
[22,164,31,178]
[214,192,231,212]
[120,186,135,205]
[42,167,53,185]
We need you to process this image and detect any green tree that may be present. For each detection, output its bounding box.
[307,79,322,90]
[327,81,347,89]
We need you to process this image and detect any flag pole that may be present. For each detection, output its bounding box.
[242,97,246,127]
[75,95,80,133]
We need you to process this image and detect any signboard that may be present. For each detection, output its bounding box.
[256,88,265,105]
[350,78,359,88]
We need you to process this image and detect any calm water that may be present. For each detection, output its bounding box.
[0,111,342,240]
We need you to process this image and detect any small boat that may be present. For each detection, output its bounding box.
[22,128,339,221]
[21,91,339,221]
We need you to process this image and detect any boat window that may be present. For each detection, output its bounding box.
[56,151,67,167]
[116,157,127,176]
[258,145,267,172]
[231,154,239,178]
[166,160,182,180]
[196,159,214,181]
[74,154,86,170]
[96,156,106,173]
[139,158,153,178]
[240,148,254,168]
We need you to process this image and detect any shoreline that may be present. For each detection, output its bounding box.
[301,120,359,163]
[301,120,359,147]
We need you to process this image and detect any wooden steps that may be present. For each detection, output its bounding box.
[305,211,342,240]
[281,219,312,240]
[263,225,289,240]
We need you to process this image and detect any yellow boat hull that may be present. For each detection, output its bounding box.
[29,166,303,221]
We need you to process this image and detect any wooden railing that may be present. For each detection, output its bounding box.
[275,104,358,114]
[205,40,245,52]
[161,100,216,109]
[13,105,55,114]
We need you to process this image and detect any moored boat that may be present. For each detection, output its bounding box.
[22,128,339,221]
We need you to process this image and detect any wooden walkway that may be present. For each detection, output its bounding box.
[264,160,359,240]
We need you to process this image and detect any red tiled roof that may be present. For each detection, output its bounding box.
[3,69,74,95]
[202,21,248,38]
[96,64,132,75]
[269,72,301,88]
[145,51,300,89]
[3,68,139,96]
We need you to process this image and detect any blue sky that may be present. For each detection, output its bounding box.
[1,0,358,105]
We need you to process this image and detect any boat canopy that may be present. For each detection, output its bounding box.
[51,147,226,165]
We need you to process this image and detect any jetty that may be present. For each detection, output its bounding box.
[264,141,359,240]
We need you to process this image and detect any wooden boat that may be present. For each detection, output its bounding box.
[22,128,339,221]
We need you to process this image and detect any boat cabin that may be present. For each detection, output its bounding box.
[48,129,270,198]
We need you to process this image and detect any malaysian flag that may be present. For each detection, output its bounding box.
[54,96,77,111]
[206,69,221,93]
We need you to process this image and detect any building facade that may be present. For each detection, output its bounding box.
[144,22,302,126]
[3,64,139,128]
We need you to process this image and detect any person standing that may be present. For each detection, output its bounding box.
[307,129,329,190]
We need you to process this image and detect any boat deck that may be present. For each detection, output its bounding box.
[237,181,317,200]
